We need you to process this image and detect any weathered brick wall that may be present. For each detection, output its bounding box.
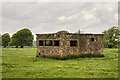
[36,33,104,57]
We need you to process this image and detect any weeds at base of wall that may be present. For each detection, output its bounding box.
[39,53,104,60]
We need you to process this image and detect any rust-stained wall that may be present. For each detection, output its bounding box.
[36,33,104,57]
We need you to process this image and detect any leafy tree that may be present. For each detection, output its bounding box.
[9,28,34,48]
[57,30,69,34]
[102,26,119,48]
[8,33,19,48]
[2,33,10,48]
[0,35,2,46]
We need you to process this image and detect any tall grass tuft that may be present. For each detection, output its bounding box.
[40,53,104,60]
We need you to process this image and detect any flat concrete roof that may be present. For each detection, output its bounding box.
[36,33,103,35]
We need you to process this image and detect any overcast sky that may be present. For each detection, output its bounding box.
[2,2,118,40]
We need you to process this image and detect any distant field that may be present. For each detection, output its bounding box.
[2,48,118,78]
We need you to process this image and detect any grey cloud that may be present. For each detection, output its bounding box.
[2,2,118,39]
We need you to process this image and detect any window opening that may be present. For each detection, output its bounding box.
[54,40,59,46]
[39,40,43,46]
[70,41,77,46]
[45,40,52,46]
[91,38,94,42]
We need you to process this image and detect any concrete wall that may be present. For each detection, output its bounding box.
[36,33,104,57]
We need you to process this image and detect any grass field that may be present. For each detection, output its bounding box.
[2,48,118,78]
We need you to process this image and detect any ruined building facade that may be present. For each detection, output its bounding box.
[36,33,104,57]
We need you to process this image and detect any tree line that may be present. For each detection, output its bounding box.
[1,28,34,48]
[102,26,119,48]
[0,26,119,48]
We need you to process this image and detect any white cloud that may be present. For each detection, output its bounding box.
[66,16,72,20]
[57,16,65,20]
[104,3,117,11]
[83,13,95,20]
[114,13,118,20]
[81,10,99,23]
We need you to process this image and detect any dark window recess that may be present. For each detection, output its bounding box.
[70,41,77,46]
[54,40,59,46]
[45,40,52,46]
[39,40,43,46]
[91,38,94,42]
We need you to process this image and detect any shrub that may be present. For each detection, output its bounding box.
[40,53,104,60]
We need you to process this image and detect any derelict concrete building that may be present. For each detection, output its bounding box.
[36,33,104,57]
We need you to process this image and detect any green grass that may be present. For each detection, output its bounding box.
[2,48,118,78]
